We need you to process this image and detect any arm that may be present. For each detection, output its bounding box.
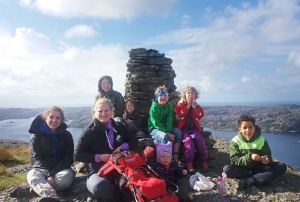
[193,105,205,120]
[114,92,125,117]
[74,128,99,163]
[165,103,174,132]
[259,140,273,164]
[29,134,52,177]
[230,141,253,167]
[149,105,168,132]
[122,124,139,150]
[52,132,74,174]
[174,103,189,119]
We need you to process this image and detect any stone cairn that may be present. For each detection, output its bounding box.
[124,48,181,134]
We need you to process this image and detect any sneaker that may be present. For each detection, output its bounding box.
[186,163,195,172]
[10,186,31,198]
[235,179,248,190]
[37,195,68,202]
[136,131,146,138]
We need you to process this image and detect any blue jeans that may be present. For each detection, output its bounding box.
[150,127,182,144]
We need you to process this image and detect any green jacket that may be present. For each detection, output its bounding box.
[148,101,173,133]
[230,125,273,167]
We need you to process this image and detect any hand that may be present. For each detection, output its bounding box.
[182,169,187,175]
[47,176,56,188]
[167,132,175,142]
[100,154,111,162]
[126,119,132,123]
[123,114,127,119]
[251,153,261,161]
[112,147,122,154]
[260,155,269,164]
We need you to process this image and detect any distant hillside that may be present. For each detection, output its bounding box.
[201,104,300,132]
[1,104,300,132]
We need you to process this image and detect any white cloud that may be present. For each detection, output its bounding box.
[181,15,191,28]
[64,25,98,39]
[18,0,178,19]
[0,27,129,107]
[241,76,251,83]
[288,51,300,68]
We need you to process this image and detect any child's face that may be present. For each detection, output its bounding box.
[157,94,169,106]
[239,121,255,139]
[125,102,135,114]
[101,79,112,92]
[158,152,172,166]
[185,89,196,103]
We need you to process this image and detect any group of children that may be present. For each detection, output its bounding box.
[95,75,287,199]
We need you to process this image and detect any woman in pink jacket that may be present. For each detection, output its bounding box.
[174,86,208,172]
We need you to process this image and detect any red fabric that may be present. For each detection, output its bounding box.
[117,153,145,170]
[142,146,155,159]
[125,167,179,202]
[174,102,204,132]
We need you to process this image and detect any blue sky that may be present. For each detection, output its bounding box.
[0,0,300,108]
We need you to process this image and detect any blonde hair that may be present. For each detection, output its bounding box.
[92,97,114,119]
[182,86,199,102]
[154,85,168,95]
[42,106,65,122]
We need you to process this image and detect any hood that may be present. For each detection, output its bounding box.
[98,75,113,94]
[28,114,67,134]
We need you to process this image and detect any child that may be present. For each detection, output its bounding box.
[223,114,287,190]
[174,86,208,172]
[148,85,183,163]
[151,141,193,202]
[122,99,146,138]
[96,75,125,118]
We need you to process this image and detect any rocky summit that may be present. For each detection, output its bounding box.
[1,132,300,202]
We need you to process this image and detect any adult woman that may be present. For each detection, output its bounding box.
[74,98,139,201]
[96,75,125,118]
[10,106,75,202]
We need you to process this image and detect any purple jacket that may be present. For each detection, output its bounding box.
[150,162,184,185]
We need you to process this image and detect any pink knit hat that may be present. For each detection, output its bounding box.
[154,140,173,158]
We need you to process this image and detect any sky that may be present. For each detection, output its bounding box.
[1,0,300,108]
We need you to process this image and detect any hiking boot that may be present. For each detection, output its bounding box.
[136,131,146,138]
[37,195,69,202]
[10,186,31,198]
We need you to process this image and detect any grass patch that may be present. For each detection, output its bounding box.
[0,145,30,191]
[287,167,300,177]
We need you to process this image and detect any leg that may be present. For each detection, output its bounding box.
[27,169,57,197]
[182,130,195,164]
[150,129,169,144]
[176,177,192,201]
[86,173,119,200]
[53,168,75,191]
[251,162,287,186]
[172,127,183,153]
[193,129,208,162]
[223,165,253,179]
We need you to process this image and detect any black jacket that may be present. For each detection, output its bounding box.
[28,115,74,178]
[74,118,139,173]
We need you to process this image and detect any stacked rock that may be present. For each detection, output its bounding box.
[124,48,181,133]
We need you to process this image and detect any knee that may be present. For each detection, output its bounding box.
[172,128,183,141]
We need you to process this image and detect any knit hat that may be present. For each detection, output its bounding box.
[154,140,172,157]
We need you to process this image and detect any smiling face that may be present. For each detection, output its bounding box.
[125,102,135,114]
[157,94,169,106]
[95,103,112,123]
[158,152,172,166]
[45,110,62,133]
[239,121,255,139]
[101,78,112,93]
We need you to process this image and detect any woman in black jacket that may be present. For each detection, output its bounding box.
[74,97,138,201]
[10,106,74,202]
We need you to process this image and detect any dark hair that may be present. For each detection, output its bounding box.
[98,75,113,95]
[125,99,137,108]
[238,114,255,129]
